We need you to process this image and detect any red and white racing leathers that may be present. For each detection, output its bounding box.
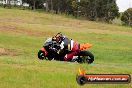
[63,40,79,61]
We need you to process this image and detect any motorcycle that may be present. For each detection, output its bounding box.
[38,33,94,64]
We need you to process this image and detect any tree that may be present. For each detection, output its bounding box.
[103,0,119,22]
[15,0,119,22]
[23,0,45,10]
[79,0,119,22]
[121,8,132,26]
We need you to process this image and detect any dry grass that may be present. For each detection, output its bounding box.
[0,48,20,56]
[0,8,131,37]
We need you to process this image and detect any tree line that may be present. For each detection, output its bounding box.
[21,0,119,23]
[0,0,131,26]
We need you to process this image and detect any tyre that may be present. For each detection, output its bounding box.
[77,50,94,64]
[38,50,45,60]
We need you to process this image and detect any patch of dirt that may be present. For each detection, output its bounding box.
[0,24,54,37]
[0,48,20,56]
[0,18,35,24]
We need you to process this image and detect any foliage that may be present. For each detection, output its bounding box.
[22,0,119,22]
[121,8,132,26]
[0,0,119,23]
[79,0,119,22]
[22,0,45,10]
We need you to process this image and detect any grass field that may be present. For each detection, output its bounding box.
[0,8,132,88]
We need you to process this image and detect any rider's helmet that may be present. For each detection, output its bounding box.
[52,32,65,44]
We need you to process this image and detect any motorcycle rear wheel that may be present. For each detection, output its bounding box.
[77,51,94,64]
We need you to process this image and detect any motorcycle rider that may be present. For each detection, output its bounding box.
[52,32,79,61]
[38,32,92,62]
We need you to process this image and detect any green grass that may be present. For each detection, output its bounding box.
[0,7,132,88]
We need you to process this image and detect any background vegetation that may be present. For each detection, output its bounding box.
[121,8,132,26]
[1,0,132,26]
[1,0,119,23]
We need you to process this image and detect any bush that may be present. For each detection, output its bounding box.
[121,8,132,26]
